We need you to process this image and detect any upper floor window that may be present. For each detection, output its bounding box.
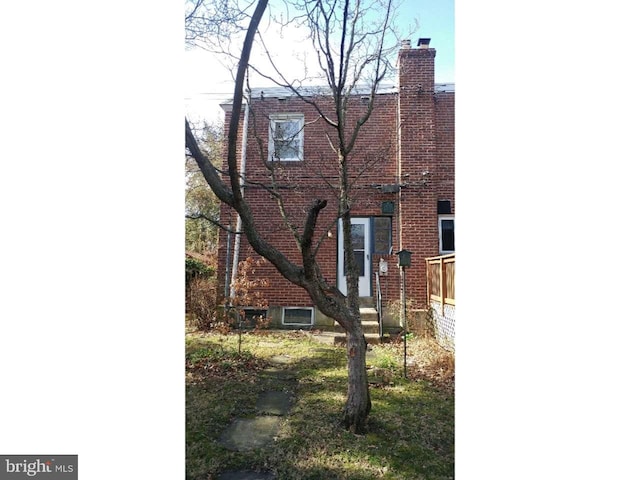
[439,216,455,254]
[269,114,304,161]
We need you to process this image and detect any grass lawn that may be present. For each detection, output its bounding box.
[186,330,454,480]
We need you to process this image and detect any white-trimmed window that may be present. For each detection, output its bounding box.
[269,114,304,161]
[439,216,455,254]
[282,307,314,326]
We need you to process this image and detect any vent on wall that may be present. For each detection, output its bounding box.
[437,200,451,215]
[381,201,395,214]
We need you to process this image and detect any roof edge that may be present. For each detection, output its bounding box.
[219,82,455,108]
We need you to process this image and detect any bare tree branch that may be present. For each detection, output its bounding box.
[186,0,400,434]
[186,213,242,234]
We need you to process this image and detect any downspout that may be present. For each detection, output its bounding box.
[396,45,406,341]
[223,226,232,301]
[396,73,404,252]
[229,94,250,299]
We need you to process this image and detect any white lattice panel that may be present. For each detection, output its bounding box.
[430,301,455,351]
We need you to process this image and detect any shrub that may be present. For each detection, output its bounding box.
[187,277,224,331]
[223,257,271,329]
[185,255,216,318]
[187,256,271,333]
[386,298,436,338]
[185,257,214,279]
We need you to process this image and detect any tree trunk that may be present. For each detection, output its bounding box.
[185,0,394,437]
[343,323,371,434]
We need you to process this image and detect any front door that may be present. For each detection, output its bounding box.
[337,218,371,297]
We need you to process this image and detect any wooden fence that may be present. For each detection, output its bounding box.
[426,253,455,313]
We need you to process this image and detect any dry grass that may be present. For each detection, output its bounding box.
[185,330,454,480]
[370,335,455,392]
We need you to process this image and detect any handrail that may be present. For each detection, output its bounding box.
[374,272,383,340]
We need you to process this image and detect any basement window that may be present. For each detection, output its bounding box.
[240,308,268,327]
[282,307,314,326]
[269,113,304,161]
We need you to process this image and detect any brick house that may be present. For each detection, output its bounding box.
[217,38,454,334]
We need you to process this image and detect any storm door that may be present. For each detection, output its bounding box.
[337,218,371,297]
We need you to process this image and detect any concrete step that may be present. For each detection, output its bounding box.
[360,307,378,316]
[331,323,379,334]
[360,309,379,326]
[332,310,380,334]
[361,320,380,334]
[359,297,375,308]
[329,302,380,337]
[332,320,380,338]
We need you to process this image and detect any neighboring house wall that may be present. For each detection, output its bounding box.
[217,40,454,330]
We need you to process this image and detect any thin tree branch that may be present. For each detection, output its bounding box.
[186,213,242,234]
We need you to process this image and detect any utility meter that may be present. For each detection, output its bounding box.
[379,258,388,276]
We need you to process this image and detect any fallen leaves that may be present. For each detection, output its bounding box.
[186,348,269,384]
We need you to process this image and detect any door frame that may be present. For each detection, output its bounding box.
[337,217,372,297]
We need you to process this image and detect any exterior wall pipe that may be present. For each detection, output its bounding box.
[229,96,250,299]
[223,226,232,302]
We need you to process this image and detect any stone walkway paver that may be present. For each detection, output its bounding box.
[218,416,283,452]
[217,356,300,478]
[259,367,297,381]
[268,354,294,365]
[256,391,292,416]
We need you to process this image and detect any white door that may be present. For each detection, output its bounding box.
[338,218,371,297]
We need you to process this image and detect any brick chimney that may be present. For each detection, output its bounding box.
[397,38,435,94]
[396,39,439,306]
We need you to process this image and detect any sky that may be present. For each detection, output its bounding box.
[185,0,454,124]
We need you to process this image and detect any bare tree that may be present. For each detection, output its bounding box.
[185,0,399,433]
[185,0,252,50]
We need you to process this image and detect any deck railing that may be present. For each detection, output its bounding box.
[426,254,455,313]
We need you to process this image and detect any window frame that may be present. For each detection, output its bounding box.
[438,215,455,254]
[268,113,304,162]
[282,307,314,326]
[372,216,393,255]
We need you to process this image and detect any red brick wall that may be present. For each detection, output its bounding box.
[435,90,455,214]
[397,46,438,307]
[216,45,454,313]
[217,93,401,306]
